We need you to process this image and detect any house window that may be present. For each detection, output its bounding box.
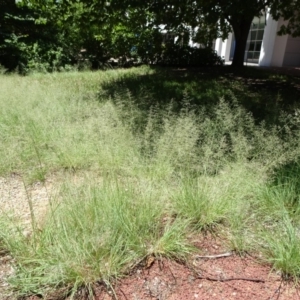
[245,14,266,63]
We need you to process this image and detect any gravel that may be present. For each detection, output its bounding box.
[0,175,56,299]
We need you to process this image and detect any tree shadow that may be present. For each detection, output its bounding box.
[99,66,300,125]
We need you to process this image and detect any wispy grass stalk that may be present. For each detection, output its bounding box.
[0,67,300,297]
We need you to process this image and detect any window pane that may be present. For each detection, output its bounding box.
[255,42,262,52]
[258,21,265,29]
[251,31,257,40]
[246,52,253,59]
[257,30,264,40]
[253,52,260,59]
[253,17,259,23]
[249,42,255,51]
[259,15,266,26]
[252,17,259,26]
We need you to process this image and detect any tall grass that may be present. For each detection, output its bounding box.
[0,69,151,180]
[1,67,300,297]
[2,180,190,298]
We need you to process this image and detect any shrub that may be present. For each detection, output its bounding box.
[0,34,75,74]
[157,44,224,67]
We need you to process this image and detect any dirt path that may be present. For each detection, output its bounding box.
[0,175,54,228]
[0,175,55,299]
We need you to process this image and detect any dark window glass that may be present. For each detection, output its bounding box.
[255,42,262,52]
[243,14,265,63]
[251,31,257,40]
[257,30,264,40]
[249,42,255,51]
[246,52,253,59]
[253,52,260,59]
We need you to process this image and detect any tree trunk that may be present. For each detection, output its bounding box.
[231,18,253,68]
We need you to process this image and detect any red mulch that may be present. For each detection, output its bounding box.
[99,257,297,300]
[27,234,300,300]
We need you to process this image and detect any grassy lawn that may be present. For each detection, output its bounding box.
[1,65,300,298]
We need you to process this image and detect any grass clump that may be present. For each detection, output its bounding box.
[260,218,300,281]
[1,66,300,296]
[2,180,191,297]
[254,161,300,280]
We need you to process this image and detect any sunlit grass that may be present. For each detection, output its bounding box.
[1,66,300,297]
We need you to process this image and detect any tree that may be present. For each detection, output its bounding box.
[19,0,159,67]
[0,0,35,70]
[122,0,300,67]
[11,0,300,70]
[1,0,103,72]
[270,0,300,37]
[192,0,300,67]
[199,0,268,67]
[0,0,18,48]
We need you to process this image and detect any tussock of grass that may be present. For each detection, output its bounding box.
[2,180,191,297]
[1,67,300,297]
[259,218,300,281]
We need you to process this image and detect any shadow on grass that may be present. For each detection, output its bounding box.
[100,65,300,124]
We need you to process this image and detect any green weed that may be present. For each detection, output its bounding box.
[0,67,300,297]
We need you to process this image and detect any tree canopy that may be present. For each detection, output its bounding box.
[132,0,300,67]
[1,0,300,71]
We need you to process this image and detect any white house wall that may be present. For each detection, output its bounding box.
[256,14,291,67]
[214,38,223,57]
[215,14,299,67]
[223,33,233,61]
[213,34,233,61]
[267,19,289,67]
[259,13,278,66]
[282,35,300,66]
[254,15,299,67]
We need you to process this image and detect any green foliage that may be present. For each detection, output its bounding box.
[2,0,300,71]
[271,0,300,37]
[1,34,73,73]
[1,180,191,297]
[129,0,300,67]
[1,68,300,296]
[172,178,229,231]
[157,45,224,67]
[0,0,78,73]
[259,162,300,224]
[259,218,300,281]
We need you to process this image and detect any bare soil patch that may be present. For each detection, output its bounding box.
[88,235,300,300]
[0,175,56,299]
[105,257,297,300]
[0,175,55,228]
[19,255,300,300]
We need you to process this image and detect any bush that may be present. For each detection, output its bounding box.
[156,44,224,67]
[0,34,76,74]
